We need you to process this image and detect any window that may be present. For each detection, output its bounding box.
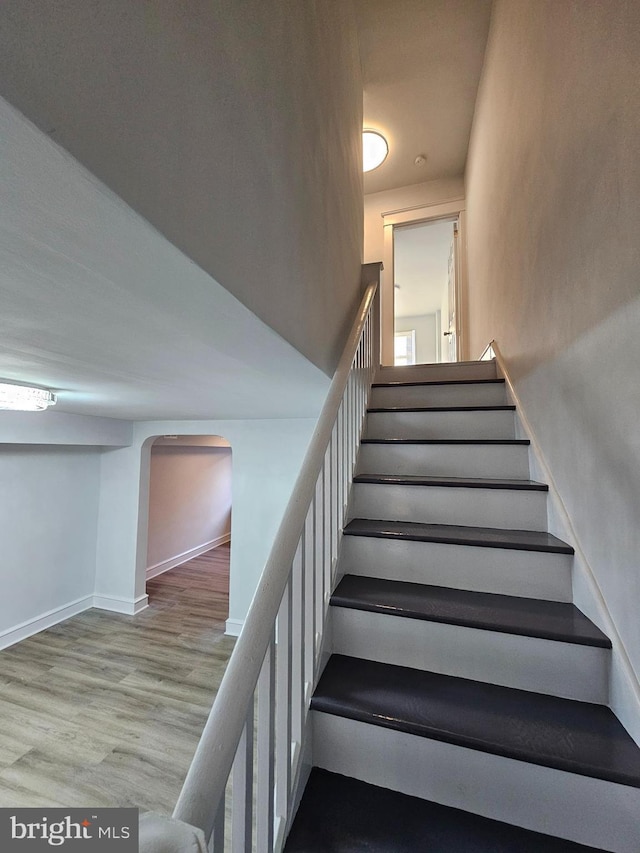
[394,330,416,366]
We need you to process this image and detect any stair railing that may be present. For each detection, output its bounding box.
[171,277,380,851]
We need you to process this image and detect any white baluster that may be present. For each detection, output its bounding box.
[340,400,347,517]
[323,449,331,606]
[171,283,379,851]
[232,708,254,853]
[331,425,339,570]
[303,510,315,690]
[256,639,275,853]
[210,793,225,852]
[291,542,304,747]
[275,582,292,825]
[314,476,324,663]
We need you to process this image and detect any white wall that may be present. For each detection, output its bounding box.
[466,0,640,739]
[0,408,311,642]
[364,178,467,363]
[364,178,465,264]
[0,409,131,646]
[0,410,132,445]
[95,418,316,633]
[395,314,437,364]
[147,441,232,574]
[0,446,100,646]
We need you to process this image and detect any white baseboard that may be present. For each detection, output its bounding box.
[225,618,244,637]
[92,593,149,615]
[0,536,230,649]
[491,339,640,746]
[146,534,231,580]
[0,590,151,651]
[0,594,94,650]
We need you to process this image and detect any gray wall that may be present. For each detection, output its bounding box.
[466,0,640,733]
[0,0,364,376]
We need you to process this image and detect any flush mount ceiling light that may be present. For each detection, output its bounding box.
[363,130,389,172]
[0,382,57,411]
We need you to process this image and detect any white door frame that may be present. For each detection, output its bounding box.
[381,198,468,366]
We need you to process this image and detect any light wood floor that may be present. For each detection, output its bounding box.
[0,545,235,813]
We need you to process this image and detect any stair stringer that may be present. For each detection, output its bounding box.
[492,339,640,746]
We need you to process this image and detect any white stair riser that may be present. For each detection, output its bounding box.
[376,361,497,383]
[370,383,507,409]
[331,608,609,704]
[365,409,515,440]
[356,443,531,479]
[338,536,573,602]
[349,483,547,531]
[312,713,640,853]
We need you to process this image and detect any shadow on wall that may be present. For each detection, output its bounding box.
[145,435,232,593]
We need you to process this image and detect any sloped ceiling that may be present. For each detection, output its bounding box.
[0,96,330,421]
[355,0,492,194]
[0,1,491,421]
[0,1,364,421]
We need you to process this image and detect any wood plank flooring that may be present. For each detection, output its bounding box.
[0,545,235,813]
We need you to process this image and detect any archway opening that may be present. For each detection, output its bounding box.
[144,435,232,629]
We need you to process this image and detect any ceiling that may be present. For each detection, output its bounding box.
[354,0,493,195]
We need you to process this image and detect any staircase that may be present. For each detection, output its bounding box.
[285,360,640,852]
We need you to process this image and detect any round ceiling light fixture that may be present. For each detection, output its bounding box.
[363,130,389,172]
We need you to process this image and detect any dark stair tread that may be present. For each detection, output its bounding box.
[368,404,516,413]
[312,656,640,788]
[331,575,611,648]
[353,473,548,491]
[284,768,606,852]
[344,518,574,554]
[361,437,530,445]
[372,378,506,388]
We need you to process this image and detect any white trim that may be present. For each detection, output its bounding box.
[381,200,469,365]
[93,593,149,615]
[133,594,149,614]
[0,595,94,650]
[381,221,395,365]
[146,534,231,580]
[479,342,495,360]
[380,196,466,222]
[225,618,244,637]
[490,339,640,745]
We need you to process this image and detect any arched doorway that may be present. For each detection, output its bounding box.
[144,435,232,625]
